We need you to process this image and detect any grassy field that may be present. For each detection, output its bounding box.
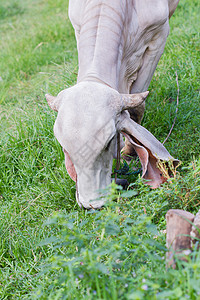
[0,0,200,299]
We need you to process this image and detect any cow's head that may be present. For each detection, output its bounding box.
[46,81,178,209]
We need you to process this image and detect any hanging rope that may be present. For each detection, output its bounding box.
[163,71,179,145]
[115,133,121,183]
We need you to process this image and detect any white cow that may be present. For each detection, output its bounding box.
[46,0,179,209]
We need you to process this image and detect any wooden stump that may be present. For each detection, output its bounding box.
[166,209,195,268]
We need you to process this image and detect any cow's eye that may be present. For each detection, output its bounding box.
[104,137,114,151]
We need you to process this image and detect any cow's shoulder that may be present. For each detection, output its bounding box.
[134,0,169,29]
[68,0,86,36]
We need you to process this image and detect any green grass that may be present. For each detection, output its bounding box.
[0,0,200,298]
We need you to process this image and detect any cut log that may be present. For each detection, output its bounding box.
[166,209,195,268]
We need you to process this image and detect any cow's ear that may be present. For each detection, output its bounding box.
[63,149,77,182]
[118,111,179,188]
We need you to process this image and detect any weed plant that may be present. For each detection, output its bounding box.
[0,0,199,298]
[33,180,200,300]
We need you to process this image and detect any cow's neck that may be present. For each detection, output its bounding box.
[76,0,174,94]
[77,0,126,90]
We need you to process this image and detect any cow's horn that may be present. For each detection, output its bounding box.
[45,94,59,112]
[120,91,149,111]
